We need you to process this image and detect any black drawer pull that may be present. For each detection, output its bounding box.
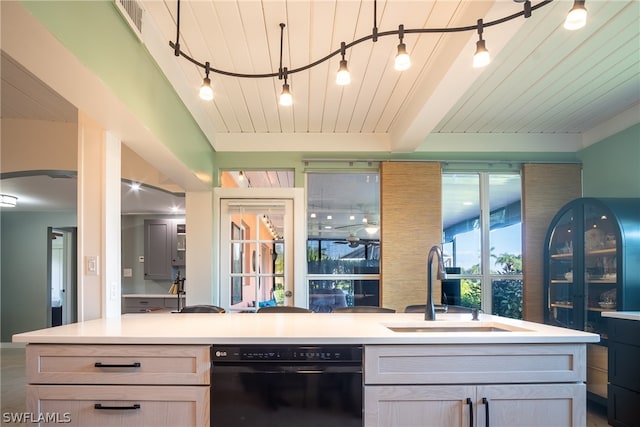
[94,362,141,368]
[483,397,490,427]
[466,397,473,427]
[94,403,141,410]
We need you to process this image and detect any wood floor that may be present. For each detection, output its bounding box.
[1,343,611,426]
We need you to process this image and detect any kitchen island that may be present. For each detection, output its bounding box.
[14,313,598,426]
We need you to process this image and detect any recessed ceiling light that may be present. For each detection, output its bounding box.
[0,194,18,207]
[130,182,141,191]
[310,213,316,218]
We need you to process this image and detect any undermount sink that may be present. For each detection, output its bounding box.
[384,323,533,333]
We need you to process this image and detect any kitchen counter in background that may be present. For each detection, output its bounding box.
[602,311,640,321]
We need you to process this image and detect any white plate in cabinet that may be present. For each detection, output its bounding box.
[27,385,209,427]
[26,344,210,385]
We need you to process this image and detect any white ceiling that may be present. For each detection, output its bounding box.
[140,0,640,153]
[1,0,638,218]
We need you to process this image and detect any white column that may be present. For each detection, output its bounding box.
[185,191,214,305]
[77,113,122,320]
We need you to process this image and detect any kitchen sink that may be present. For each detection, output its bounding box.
[384,323,533,333]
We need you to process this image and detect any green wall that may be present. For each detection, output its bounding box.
[1,211,77,342]
[21,0,215,182]
[579,123,640,198]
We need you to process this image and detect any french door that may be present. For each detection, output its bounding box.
[219,198,294,312]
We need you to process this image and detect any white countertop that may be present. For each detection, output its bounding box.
[122,294,184,298]
[602,311,640,321]
[13,313,599,345]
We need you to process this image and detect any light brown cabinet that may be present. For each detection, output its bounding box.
[364,344,586,427]
[25,344,210,427]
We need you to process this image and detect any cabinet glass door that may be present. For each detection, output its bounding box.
[583,203,617,338]
[547,208,577,330]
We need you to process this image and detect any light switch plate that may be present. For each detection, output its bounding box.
[86,255,99,276]
[123,268,133,277]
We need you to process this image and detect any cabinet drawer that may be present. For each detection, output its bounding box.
[164,297,182,309]
[27,345,210,385]
[609,342,640,392]
[609,318,640,346]
[586,366,608,399]
[365,344,585,384]
[587,343,608,370]
[124,298,165,311]
[27,385,208,427]
[608,384,640,427]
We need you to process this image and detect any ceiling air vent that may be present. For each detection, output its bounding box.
[114,0,144,41]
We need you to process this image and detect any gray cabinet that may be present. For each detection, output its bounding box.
[144,219,185,281]
[544,197,640,404]
[607,317,640,427]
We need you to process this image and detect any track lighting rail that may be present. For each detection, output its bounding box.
[169,0,586,103]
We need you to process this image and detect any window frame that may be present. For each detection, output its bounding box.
[442,171,523,317]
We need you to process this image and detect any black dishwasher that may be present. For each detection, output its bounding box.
[211,345,363,427]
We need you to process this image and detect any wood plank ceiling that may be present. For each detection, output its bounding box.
[141,0,639,153]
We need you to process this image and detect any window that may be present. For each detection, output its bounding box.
[306,172,380,312]
[442,172,522,318]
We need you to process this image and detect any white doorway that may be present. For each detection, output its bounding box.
[47,227,77,326]
[215,188,305,312]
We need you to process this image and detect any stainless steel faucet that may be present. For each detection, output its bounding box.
[425,245,446,321]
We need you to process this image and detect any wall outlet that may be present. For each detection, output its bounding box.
[123,268,133,278]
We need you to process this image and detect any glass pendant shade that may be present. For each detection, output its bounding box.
[394,43,411,71]
[336,60,351,85]
[473,40,490,68]
[564,1,587,30]
[199,77,214,100]
[279,83,293,106]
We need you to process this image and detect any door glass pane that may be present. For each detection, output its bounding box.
[547,209,576,329]
[442,174,480,272]
[488,174,522,274]
[306,172,380,310]
[584,203,616,336]
[488,174,522,318]
[227,204,286,311]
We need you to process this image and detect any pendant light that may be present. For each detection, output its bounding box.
[336,42,351,85]
[279,71,293,107]
[564,0,587,31]
[394,25,411,71]
[199,61,213,101]
[473,19,490,68]
[278,23,293,106]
